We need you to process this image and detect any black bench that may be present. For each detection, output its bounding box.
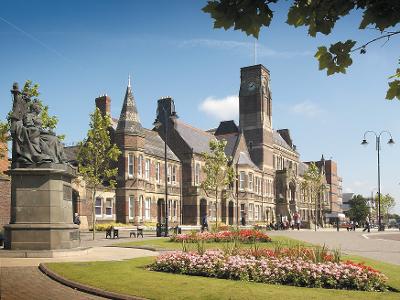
[105,226,144,239]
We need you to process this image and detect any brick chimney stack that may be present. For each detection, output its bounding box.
[95,94,111,116]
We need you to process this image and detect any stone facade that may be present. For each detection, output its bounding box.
[56,63,343,228]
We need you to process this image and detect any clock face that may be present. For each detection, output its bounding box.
[247,81,256,91]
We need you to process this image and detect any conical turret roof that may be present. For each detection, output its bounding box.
[116,76,144,135]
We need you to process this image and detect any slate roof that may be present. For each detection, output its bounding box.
[214,120,239,135]
[143,128,179,161]
[174,119,215,154]
[116,83,144,135]
[273,130,297,153]
[215,133,239,157]
[237,151,260,170]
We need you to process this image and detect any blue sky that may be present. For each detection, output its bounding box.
[1,1,399,213]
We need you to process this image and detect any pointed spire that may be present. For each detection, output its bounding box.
[116,76,144,135]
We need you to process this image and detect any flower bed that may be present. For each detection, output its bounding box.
[149,251,387,291]
[170,229,271,243]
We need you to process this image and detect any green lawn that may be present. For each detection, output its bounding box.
[43,237,400,300]
[112,236,310,251]
[46,256,400,300]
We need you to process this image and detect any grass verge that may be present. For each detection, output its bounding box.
[111,236,310,251]
[45,256,400,300]
[44,237,400,300]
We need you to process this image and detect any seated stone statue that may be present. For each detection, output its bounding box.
[10,83,67,166]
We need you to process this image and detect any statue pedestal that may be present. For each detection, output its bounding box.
[3,164,80,250]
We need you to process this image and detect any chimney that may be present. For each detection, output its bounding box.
[95,94,111,117]
[156,97,178,124]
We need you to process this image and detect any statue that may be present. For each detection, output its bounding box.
[10,82,67,167]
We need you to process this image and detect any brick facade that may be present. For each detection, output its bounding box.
[0,175,11,227]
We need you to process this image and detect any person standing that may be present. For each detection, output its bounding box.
[363,215,370,233]
[73,213,81,226]
[293,211,301,230]
[201,215,208,232]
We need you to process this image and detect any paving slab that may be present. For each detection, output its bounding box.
[268,229,400,265]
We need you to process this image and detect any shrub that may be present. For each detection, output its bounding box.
[94,222,132,231]
[170,229,271,243]
[149,251,388,292]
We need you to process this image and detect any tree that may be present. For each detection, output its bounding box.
[201,139,235,228]
[377,193,396,223]
[77,108,121,240]
[346,194,370,224]
[300,162,326,231]
[203,0,400,100]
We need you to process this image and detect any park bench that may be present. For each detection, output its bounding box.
[105,226,144,239]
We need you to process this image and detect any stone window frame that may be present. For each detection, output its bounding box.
[248,203,254,220]
[255,176,259,195]
[255,204,259,220]
[248,173,254,191]
[167,164,172,184]
[239,171,245,190]
[138,195,144,222]
[105,198,113,216]
[156,162,161,183]
[144,198,151,220]
[138,155,143,177]
[95,197,102,217]
[129,196,135,220]
[195,162,201,186]
[145,158,151,180]
[172,165,176,184]
[128,153,134,178]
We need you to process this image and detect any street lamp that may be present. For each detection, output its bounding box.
[153,100,177,237]
[361,130,395,231]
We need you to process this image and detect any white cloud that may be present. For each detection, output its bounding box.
[179,38,312,58]
[199,95,239,121]
[290,101,324,118]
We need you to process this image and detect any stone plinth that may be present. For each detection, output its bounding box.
[3,164,80,250]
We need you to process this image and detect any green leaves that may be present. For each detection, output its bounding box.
[359,0,400,31]
[201,139,235,193]
[386,67,400,100]
[287,0,354,37]
[347,194,369,224]
[315,40,356,75]
[77,108,121,190]
[202,0,276,38]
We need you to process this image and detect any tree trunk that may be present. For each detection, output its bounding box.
[92,188,96,241]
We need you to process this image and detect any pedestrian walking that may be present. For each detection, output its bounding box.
[201,215,208,232]
[363,215,370,233]
[293,211,301,230]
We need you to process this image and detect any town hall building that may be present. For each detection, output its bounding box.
[61,63,342,228]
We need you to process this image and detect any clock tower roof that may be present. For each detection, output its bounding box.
[116,76,144,135]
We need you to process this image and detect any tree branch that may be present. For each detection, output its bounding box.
[352,30,400,52]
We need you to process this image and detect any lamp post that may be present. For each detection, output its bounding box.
[361,131,395,231]
[153,101,177,237]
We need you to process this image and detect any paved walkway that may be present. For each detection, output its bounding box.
[269,229,400,265]
[0,232,159,299]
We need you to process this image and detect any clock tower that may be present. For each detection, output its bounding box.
[239,64,273,172]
